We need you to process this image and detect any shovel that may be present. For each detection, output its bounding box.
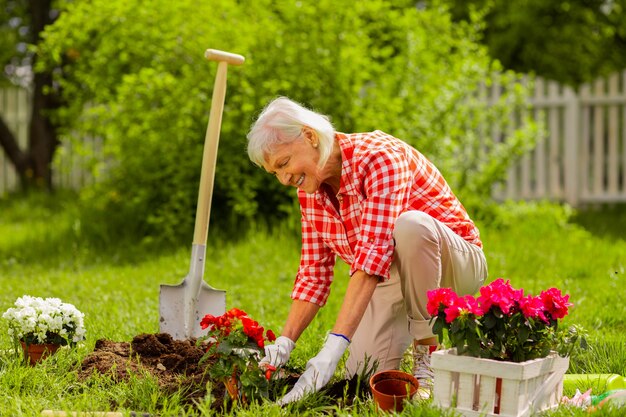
[159,49,245,340]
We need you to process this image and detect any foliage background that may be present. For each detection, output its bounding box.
[442,0,626,87]
[37,0,536,245]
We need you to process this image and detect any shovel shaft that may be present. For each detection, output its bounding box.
[185,243,206,333]
[193,61,228,245]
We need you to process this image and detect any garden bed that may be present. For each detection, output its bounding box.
[79,333,219,405]
[79,333,367,410]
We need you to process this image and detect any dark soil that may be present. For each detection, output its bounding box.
[79,333,220,405]
[79,333,370,410]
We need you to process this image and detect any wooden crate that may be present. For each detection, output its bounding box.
[431,349,569,417]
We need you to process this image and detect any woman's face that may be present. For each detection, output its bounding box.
[262,128,326,194]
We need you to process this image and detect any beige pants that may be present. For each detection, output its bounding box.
[345,211,488,376]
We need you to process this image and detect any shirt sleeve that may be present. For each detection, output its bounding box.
[291,208,336,307]
[351,145,412,280]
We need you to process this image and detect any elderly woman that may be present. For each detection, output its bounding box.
[247,97,487,404]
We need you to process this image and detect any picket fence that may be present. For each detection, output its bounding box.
[492,71,626,206]
[2,72,626,206]
[0,86,95,194]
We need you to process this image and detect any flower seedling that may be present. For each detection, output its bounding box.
[198,308,276,403]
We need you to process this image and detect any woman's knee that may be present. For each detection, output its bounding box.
[393,211,438,249]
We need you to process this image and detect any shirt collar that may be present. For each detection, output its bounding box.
[335,132,357,197]
[312,132,357,205]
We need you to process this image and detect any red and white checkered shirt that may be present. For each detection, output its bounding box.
[292,131,482,306]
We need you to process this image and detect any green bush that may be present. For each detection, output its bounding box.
[38,0,536,244]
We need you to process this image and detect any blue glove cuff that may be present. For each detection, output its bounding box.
[329,332,351,343]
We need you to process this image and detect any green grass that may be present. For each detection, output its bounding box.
[1,195,625,416]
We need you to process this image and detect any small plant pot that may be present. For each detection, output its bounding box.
[370,370,419,412]
[20,341,61,366]
[223,370,247,405]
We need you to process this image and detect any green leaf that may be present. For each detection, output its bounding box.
[483,313,497,329]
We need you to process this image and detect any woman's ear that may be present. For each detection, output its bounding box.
[302,126,318,148]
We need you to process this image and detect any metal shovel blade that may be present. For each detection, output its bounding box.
[159,244,225,340]
[159,281,225,340]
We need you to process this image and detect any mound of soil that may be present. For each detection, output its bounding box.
[79,333,218,404]
[79,333,368,409]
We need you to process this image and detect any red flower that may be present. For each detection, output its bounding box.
[198,307,277,401]
[266,329,276,342]
[226,308,247,319]
[200,308,276,349]
[265,364,276,381]
[200,314,216,330]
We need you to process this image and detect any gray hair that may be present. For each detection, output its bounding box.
[246,97,335,168]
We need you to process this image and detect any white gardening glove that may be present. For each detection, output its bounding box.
[260,335,296,369]
[277,333,350,405]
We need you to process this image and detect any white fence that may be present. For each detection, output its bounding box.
[494,72,626,206]
[0,86,30,194]
[0,86,94,194]
[2,73,626,205]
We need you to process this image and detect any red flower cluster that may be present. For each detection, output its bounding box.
[200,308,276,349]
[427,278,572,324]
[198,308,278,402]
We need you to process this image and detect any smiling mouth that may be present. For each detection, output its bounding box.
[295,175,304,187]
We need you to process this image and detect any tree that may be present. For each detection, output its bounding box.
[37,0,536,243]
[0,0,61,190]
[442,0,626,87]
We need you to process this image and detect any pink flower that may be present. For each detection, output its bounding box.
[478,278,523,315]
[540,288,572,320]
[427,288,458,316]
[444,295,482,323]
[428,279,577,363]
[519,295,548,323]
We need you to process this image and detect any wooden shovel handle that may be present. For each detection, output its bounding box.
[192,50,244,245]
[204,49,245,66]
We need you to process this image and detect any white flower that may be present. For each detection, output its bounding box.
[3,295,87,345]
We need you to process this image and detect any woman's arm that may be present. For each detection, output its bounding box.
[331,270,380,339]
[276,269,379,405]
[281,299,321,342]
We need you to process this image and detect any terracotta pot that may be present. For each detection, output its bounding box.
[224,374,239,401]
[223,371,247,404]
[20,341,61,366]
[370,370,419,412]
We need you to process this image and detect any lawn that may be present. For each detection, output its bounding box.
[0,194,625,416]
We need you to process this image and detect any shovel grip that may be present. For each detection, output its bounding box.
[204,49,245,66]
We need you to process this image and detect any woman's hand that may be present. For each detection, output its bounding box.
[277,333,349,405]
[278,270,379,404]
[259,335,295,369]
[260,299,320,371]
